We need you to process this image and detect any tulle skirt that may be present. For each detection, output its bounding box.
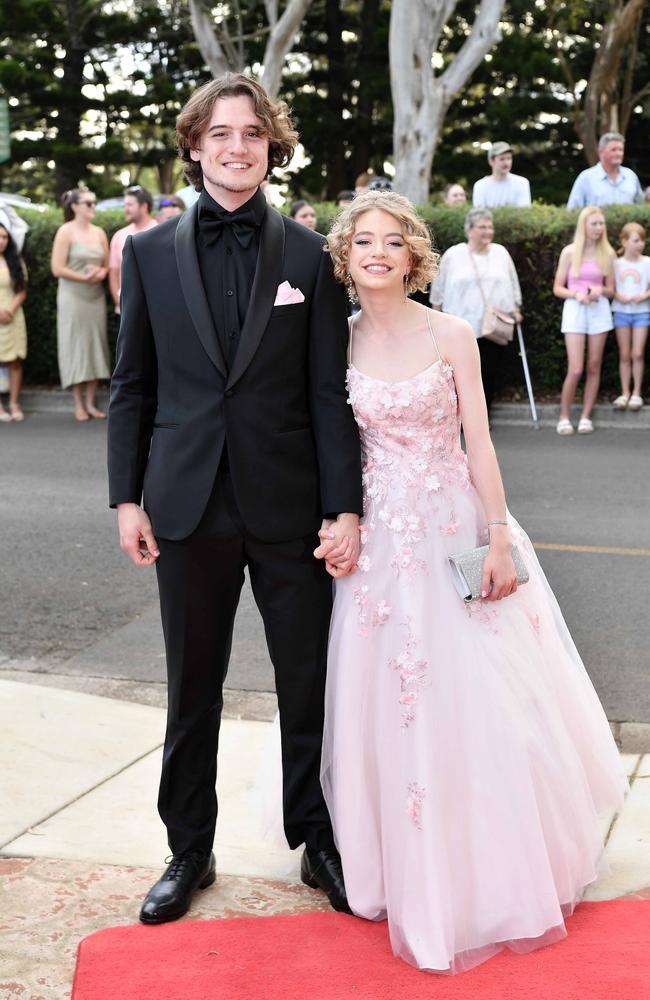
[321,491,627,973]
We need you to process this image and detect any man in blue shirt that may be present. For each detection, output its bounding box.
[567,132,643,209]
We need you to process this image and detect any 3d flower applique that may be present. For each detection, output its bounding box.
[440,515,460,535]
[372,600,392,626]
[357,554,371,572]
[425,474,442,493]
[466,601,500,634]
[406,782,426,830]
[353,584,370,637]
[528,613,541,640]
[389,625,429,729]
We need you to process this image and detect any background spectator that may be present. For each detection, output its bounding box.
[644,185,650,205]
[552,206,615,435]
[472,142,532,208]
[611,222,650,410]
[156,193,185,223]
[289,200,317,230]
[566,133,643,209]
[51,189,110,422]
[0,209,27,422]
[108,185,157,314]
[443,183,467,205]
[355,171,374,194]
[430,206,522,413]
[336,190,356,207]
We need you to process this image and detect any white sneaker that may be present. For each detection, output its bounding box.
[577,417,594,434]
[556,418,574,435]
[628,395,644,410]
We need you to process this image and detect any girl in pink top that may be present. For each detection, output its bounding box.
[553,207,615,434]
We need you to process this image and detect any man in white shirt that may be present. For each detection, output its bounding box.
[472,142,532,208]
[566,132,643,209]
[108,186,158,313]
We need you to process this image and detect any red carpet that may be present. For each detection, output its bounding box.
[72,900,649,999]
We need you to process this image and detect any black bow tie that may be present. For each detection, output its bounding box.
[198,207,258,249]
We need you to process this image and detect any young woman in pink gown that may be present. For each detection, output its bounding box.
[319,191,627,974]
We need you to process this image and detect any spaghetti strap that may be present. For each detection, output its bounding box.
[425,307,442,363]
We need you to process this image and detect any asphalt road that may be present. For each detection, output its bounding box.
[0,414,648,721]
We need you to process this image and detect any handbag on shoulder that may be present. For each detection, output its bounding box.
[481,303,515,346]
[468,247,515,346]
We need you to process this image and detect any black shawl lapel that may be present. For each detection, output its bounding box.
[174,203,227,378]
[226,207,285,390]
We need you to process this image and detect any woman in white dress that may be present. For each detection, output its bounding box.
[320,191,627,974]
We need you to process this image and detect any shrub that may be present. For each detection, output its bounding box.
[16,202,650,394]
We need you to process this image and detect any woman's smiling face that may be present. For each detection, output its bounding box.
[349,208,411,296]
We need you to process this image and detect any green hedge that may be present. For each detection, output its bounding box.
[17,203,650,393]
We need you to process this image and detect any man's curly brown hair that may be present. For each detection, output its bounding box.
[327,191,439,296]
[176,73,298,191]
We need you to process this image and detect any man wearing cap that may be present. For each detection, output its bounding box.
[566,132,643,209]
[472,142,532,208]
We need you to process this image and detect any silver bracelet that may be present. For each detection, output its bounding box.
[487,519,508,527]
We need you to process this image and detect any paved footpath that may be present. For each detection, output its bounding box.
[2,678,650,999]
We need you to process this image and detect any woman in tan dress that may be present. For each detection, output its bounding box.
[51,189,110,421]
[0,210,28,422]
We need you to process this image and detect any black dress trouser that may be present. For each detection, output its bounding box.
[155,463,335,855]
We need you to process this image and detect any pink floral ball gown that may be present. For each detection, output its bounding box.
[321,312,626,974]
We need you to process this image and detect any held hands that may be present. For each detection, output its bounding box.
[480,527,517,602]
[117,502,160,567]
[314,513,360,579]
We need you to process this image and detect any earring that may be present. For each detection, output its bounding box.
[346,272,357,304]
[403,272,410,299]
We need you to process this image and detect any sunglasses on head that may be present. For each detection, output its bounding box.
[159,198,177,207]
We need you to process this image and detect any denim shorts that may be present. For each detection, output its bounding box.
[612,311,650,329]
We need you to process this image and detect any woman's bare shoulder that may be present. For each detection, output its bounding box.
[427,307,475,359]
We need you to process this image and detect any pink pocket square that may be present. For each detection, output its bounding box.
[274,280,305,305]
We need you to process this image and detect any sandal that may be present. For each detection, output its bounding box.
[74,407,90,422]
[86,406,107,419]
[628,395,644,410]
[9,403,24,422]
[0,407,12,423]
[556,418,574,435]
[577,417,594,434]
[612,395,629,410]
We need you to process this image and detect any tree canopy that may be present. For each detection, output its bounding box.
[0,0,648,204]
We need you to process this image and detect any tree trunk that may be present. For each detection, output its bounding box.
[189,0,313,97]
[323,0,346,198]
[54,42,86,197]
[353,0,381,182]
[574,0,647,164]
[390,0,504,204]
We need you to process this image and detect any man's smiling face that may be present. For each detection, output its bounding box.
[190,94,270,203]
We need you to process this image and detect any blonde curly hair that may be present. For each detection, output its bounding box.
[327,191,439,296]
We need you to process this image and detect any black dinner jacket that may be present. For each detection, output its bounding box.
[107,200,363,542]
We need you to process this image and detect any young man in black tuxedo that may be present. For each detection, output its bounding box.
[107,74,363,923]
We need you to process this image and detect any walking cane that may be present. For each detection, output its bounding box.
[516,322,539,429]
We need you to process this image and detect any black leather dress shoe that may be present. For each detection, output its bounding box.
[139,850,216,924]
[301,847,352,914]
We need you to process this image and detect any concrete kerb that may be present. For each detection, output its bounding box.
[13,388,650,428]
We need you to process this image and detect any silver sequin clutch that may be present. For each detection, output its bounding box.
[448,544,529,602]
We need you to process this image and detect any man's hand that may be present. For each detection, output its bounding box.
[117,502,160,567]
[314,513,360,579]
